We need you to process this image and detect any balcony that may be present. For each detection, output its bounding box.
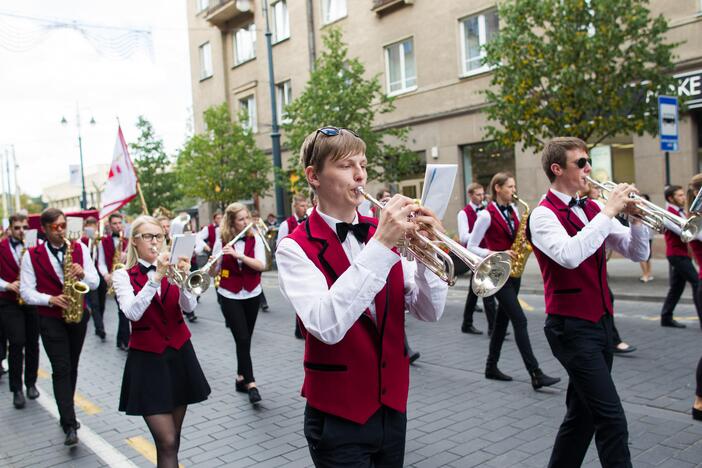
[205,0,252,28]
[372,0,414,15]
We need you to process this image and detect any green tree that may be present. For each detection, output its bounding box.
[176,103,272,210]
[283,28,422,194]
[125,116,182,215]
[482,0,680,151]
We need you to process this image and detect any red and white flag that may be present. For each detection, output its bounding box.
[99,126,138,218]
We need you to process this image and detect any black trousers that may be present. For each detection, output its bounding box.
[219,293,260,384]
[97,275,107,316]
[304,404,406,468]
[0,301,39,392]
[116,306,130,347]
[661,256,701,322]
[463,277,496,330]
[487,277,539,372]
[87,276,104,335]
[39,313,88,432]
[696,356,702,398]
[545,314,631,468]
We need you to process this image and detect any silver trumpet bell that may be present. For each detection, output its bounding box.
[586,176,702,242]
[355,187,511,297]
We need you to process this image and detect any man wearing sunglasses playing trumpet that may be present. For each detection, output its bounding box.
[277,127,448,467]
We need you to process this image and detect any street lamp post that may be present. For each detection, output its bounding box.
[61,105,95,210]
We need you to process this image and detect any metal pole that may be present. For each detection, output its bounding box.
[76,105,88,210]
[4,149,12,216]
[262,0,286,222]
[12,146,20,212]
[0,149,7,219]
[665,151,670,187]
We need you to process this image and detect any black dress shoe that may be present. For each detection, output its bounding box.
[248,387,261,404]
[185,312,198,323]
[661,319,686,328]
[64,428,79,446]
[693,407,702,421]
[26,386,40,399]
[117,343,129,352]
[261,304,270,312]
[13,391,26,409]
[485,365,512,381]
[613,342,637,354]
[530,369,561,390]
[461,324,484,335]
[96,330,106,341]
[235,380,247,393]
[409,351,421,364]
[475,305,483,313]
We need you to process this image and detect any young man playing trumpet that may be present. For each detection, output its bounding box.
[277,127,447,467]
[527,137,649,467]
[20,208,99,446]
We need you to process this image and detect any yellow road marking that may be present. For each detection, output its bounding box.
[37,368,101,414]
[641,316,698,322]
[518,298,534,311]
[127,436,184,468]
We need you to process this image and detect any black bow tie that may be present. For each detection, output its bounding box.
[297,216,308,223]
[48,243,66,257]
[336,222,370,243]
[112,232,121,238]
[10,238,22,248]
[497,204,512,213]
[569,197,587,209]
[475,205,485,212]
[139,263,156,274]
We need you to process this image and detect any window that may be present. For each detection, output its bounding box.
[276,80,292,124]
[239,95,257,132]
[197,0,209,12]
[384,38,416,95]
[321,0,347,24]
[271,0,290,42]
[199,42,213,79]
[460,8,498,75]
[233,23,256,65]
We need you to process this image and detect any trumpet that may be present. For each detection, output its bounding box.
[586,176,702,242]
[355,188,511,297]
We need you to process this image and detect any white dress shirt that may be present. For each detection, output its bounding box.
[0,240,23,291]
[276,208,448,345]
[112,259,197,321]
[528,188,650,269]
[276,215,307,247]
[20,242,100,306]
[457,202,482,246]
[467,201,519,257]
[97,236,123,277]
[195,225,211,255]
[213,228,266,300]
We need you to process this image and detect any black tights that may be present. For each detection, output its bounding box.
[144,405,187,468]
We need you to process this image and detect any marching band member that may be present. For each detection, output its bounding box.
[527,137,649,467]
[277,127,448,467]
[113,216,210,468]
[659,184,701,328]
[684,174,702,421]
[213,202,267,404]
[80,217,105,341]
[157,215,171,246]
[468,172,560,389]
[458,182,496,335]
[195,210,222,255]
[0,213,40,409]
[98,213,129,350]
[20,208,99,446]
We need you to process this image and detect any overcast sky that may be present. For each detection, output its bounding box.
[0,0,192,197]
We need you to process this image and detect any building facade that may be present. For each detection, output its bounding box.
[186,0,702,232]
[42,164,109,212]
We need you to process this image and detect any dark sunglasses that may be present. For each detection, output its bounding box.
[306,127,360,162]
[575,157,593,169]
[11,225,27,231]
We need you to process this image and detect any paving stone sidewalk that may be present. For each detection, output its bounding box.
[0,272,700,467]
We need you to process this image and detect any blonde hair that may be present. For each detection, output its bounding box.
[299,128,366,175]
[126,215,164,269]
[220,202,250,245]
[688,173,702,210]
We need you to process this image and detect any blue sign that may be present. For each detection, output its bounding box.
[658,95,679,153]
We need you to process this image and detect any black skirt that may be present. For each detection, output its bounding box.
[119,340,211,416]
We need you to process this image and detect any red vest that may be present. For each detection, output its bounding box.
[286,215,300,234]
[484,202,519,251]
[288,208,408,424]
[0,238,21,302]
[125,264,191,353]
[689,240,702,279]
[462,204,487,248]
[207,224,217,251]
[219,236,261,293]
[101,235,128,271]
[28,242,86,319]
[664,205,689,257]
[526,192,612,322]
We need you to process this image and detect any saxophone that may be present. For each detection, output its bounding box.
[107,232,126,296]
[509,194,533,278]
[62,238,90,323]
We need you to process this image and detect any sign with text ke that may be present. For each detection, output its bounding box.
[658,95,679,152]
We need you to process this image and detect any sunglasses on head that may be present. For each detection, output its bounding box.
[575,157,593,169]
[306,127,360,162]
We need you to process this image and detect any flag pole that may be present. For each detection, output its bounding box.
[137,181,148,215]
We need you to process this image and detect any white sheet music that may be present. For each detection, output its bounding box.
[169,233,196,264]
[421,164,457,220]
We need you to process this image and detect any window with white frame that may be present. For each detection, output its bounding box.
[233,23,256,65]
[199,42,213,79]
[197,0,209,12]
[321,0,347,24]
[239,95,257,132]
[460,8,498,75]
[271,0,290,42]
[384,38,416,95]
[276,80,292,123]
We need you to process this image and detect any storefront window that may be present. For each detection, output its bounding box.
[461,141,515,201]
[590,141,635,183]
